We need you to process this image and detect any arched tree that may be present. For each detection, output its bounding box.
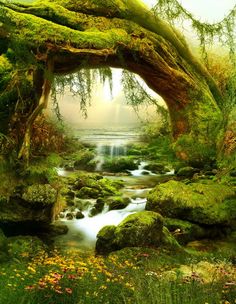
[0,0,234,165]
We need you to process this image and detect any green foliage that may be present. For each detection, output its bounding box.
[22,154,62,183]
[173,135,217,167]
[153,0,236,64]
[122,70,168,118]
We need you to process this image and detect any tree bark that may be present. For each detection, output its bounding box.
[18,59,54,162]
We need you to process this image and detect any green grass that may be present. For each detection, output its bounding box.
[0,247,235,304]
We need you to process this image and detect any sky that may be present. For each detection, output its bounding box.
[53,0,236,128]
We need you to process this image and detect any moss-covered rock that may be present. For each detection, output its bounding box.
[96,211,164,254]
[74,173,123,199]
[108,196,131,210]
[161,226,182,249]
[164,218,208,244]
[75,211,85,219]
[77,186,100,199]
[146,180,236,225]
[96,225,118,254]
[0,190,58,223]
[73,149,96,170]
[176,166,199,177]
[22,184,57,206]
[144,162,169,174]
[102,157,138,173]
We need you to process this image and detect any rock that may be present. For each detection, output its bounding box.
[0,184,60,225]
[65,190,75,199]
[161,226,182,249]
[102,157,138,173]
[77,187,100,199]
[95,198,105,212]
[143,163,167,174]
[176,166,200,178]
[108,197,131,210]
[66,212,74,220]
[89,207,98,217]
[73,173,123,198]
[146,180,236,225]
[95,225,118,254]
[75,200,93,211]
[73,150,96,170]
[141,171,150,175]
[96,211,164,254]
[22,184,57,206]
[66,197,75,206]
[164,218,208,244]
[75,211,85,219]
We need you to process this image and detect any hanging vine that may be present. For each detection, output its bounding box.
[153,0,236,64]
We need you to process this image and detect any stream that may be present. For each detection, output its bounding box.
[55,127,174,251]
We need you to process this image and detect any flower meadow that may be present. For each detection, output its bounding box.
[0,247,235,304]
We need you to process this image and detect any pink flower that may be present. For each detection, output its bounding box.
[65,288,73,294]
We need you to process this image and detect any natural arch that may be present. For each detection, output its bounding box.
[0,0,223,164]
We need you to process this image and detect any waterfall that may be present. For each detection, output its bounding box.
[95,142,127,171]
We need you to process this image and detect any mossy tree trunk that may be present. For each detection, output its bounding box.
[0,0,224,164]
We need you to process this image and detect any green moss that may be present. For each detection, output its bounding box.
[161,226,181,249]
[2,7,131,50]
[22,184,57,205]
[114,211,164,248]
[96,211,164,254]
[108,196,131,210]
[146,180,236,225]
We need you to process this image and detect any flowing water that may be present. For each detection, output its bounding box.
[55,126,174,251]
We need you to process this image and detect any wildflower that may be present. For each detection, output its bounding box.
[25,285,34,290]
[65,288,73,294]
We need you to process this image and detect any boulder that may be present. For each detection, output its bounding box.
[176,166,200,178]
[143,163,168,174]
[22,184,57,206]
[75,211,85,219]
[0,192,57,224]
[66,212,74,220]
[161,226,182,249]
[77,187,100,199]
[146,180,236,225]
[96,211,164,254]
[102,157,138,173]
[95,225,118,254]
[164,218,208,244]
[108,197,131,210]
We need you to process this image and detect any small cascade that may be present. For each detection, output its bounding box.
[95,142,128,171]
[129,161,156,177]
[95,144,105,171]
[55,197,147,250]
[109,144,127,158]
